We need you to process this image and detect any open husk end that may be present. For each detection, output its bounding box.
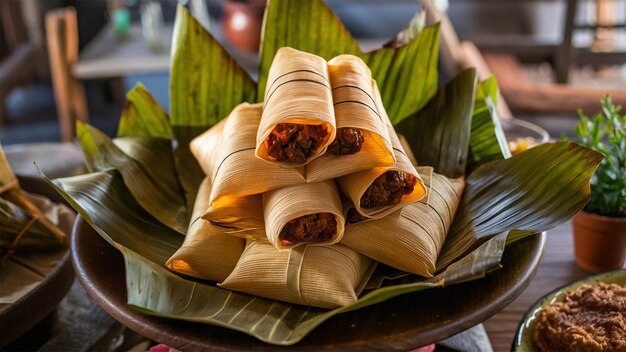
[341,167,465,277]
[338,127,427,220]
[263,180,345,250]
[190,103,306,205]
[256,47,336,166]
[305,57,396,182]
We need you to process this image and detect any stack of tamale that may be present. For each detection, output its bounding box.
[167,48,465,309]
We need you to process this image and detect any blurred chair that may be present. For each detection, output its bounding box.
[0,1,38,126]
[45,7,88,143]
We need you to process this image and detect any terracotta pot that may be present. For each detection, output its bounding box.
[222,0,266,53]
[572,211,626,272]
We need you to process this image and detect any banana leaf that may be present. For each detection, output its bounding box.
[117,83,172,139]
[76,123,187,234]
[396,68,477,178]
[170,5,257,210]
[436,142,603,269]
[48,170,182,264]
[467,76,510,170]
[258,0,439,124]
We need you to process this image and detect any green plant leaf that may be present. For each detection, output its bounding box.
[45,170,182,264]
[170,5,257,210]
[437,142,604,268]
[117,83,172,139]
[396,68,477,178]
[76,123,187,234]
[257,0,361,97]
[467,76,511,170]
[44,161,510,345]
[258,0,439,123]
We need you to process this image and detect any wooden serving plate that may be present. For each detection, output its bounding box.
[72,216,546,351]
[0,177,75,347]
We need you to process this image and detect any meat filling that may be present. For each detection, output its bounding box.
[327,128,364,155]
[533,282,626,352]
[279,213,337,245]
[360,171,417,208]
[267,123,328,163]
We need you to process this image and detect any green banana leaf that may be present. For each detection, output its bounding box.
[170,5,257,210]
[117,83,172,139]
[48,170,182,264]
[436,142,603,269]
[467,76,510,169]
[258,0,439,124]
[396,68,477,178]
[43,166,510,345]
[76,123,187,234]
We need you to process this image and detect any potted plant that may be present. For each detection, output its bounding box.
[571,95,626,272]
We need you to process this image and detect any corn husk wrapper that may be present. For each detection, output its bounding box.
[341,167,465,277]
[337,94,427,219]
[306,56,395,182]
[200,179,266,242]
[256,47,336,166]
[263,180,345,250]
[191,103,306,205]
[166,176,246,282]
[219,241,376,309]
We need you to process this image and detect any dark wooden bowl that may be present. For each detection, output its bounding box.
[72,216,546,351]
[0,177,75,347]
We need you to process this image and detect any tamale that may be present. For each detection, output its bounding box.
[219,241,376,309]
[190,103,306,205]
[198,178,266,242]
[166,175,246,282]
[256,47,336,166]
[306,56,396,182]
[341,168,465,277]
[338,93,427,219]
[263,180,345,249]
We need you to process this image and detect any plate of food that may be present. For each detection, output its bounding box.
[42,0,602,349]
[0,150,75,347]
[513,270,626,352]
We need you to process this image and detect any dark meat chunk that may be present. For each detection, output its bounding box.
[266,123,328,163]
[279,213,337,245]
[360,171,417,208]
[327,128,364,155]
[347,208,368,224]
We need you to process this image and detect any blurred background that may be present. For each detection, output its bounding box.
[0,0,624,145]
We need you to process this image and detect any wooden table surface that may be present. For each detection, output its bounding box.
[483,221,624,352]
